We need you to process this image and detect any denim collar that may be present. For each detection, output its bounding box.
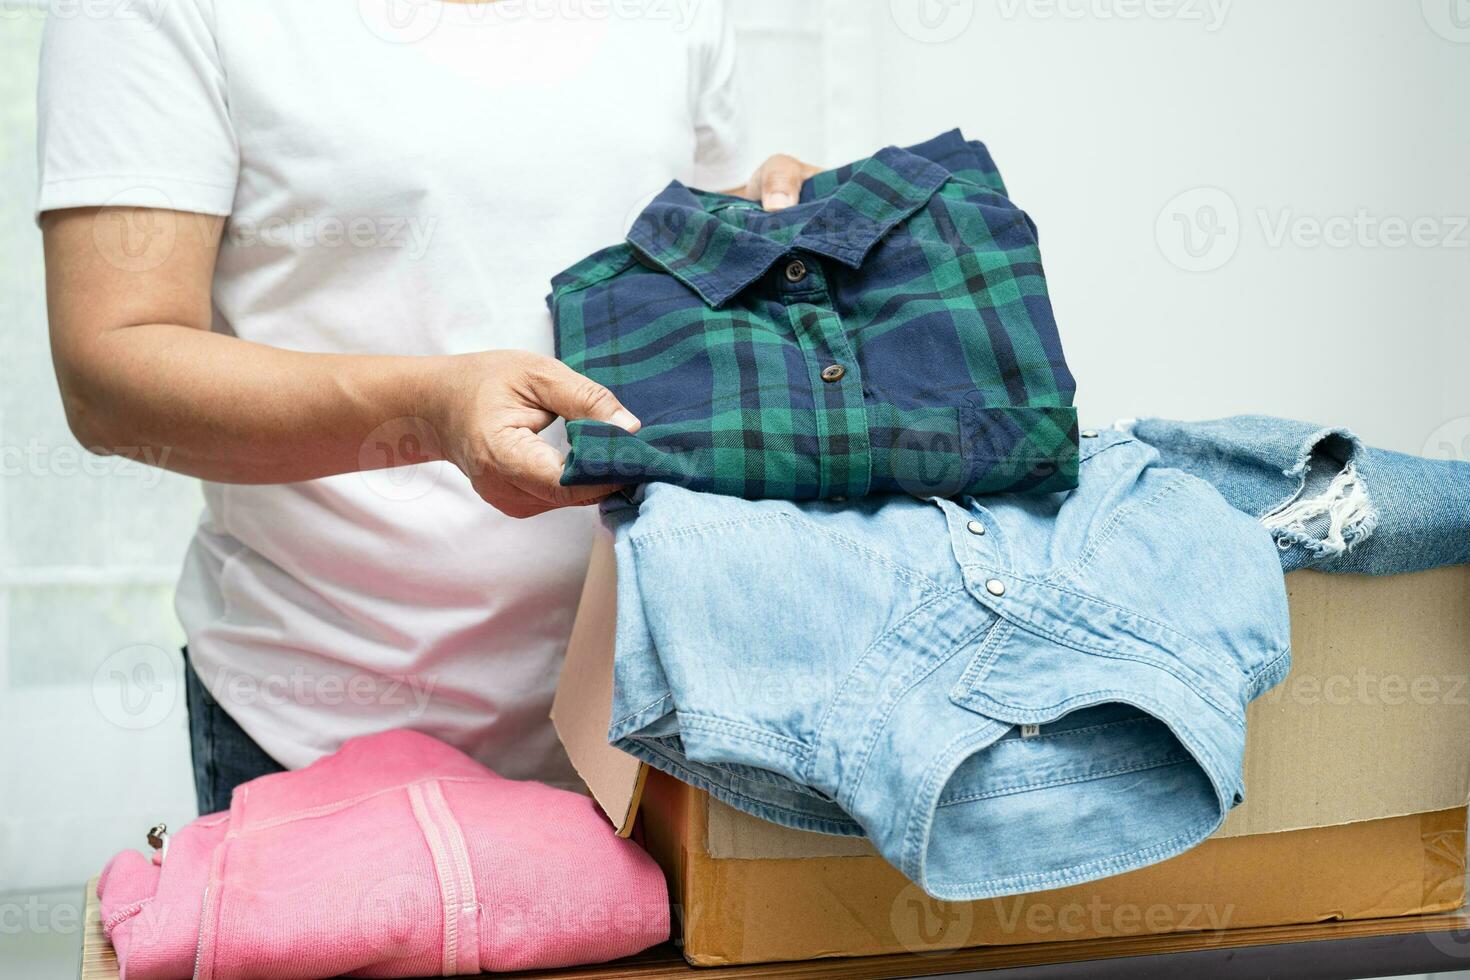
[627,143,952,308]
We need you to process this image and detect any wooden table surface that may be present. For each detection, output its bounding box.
[80,878,1470,979]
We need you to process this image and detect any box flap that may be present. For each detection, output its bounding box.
[550,527,645,837]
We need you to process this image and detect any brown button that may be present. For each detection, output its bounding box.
[784,259,808,283]
[820,364,846,383]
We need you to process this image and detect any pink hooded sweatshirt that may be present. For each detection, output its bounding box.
[97,729,669,978]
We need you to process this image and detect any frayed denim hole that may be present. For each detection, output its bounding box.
[1263,433,1378,559]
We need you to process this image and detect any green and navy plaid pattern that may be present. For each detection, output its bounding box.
[550,129,1078,500]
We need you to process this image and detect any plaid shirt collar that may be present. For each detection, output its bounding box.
[628,143,953,308]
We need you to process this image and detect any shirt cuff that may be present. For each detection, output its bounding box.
[36,173,235,226]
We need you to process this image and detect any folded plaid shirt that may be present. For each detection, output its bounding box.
[549,129,1079,499]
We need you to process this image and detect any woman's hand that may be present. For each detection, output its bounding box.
[425,351,640,518]
[729,154,823,210]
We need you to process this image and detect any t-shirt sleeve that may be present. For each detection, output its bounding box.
[35,0,238,221]
[688,0,751,191]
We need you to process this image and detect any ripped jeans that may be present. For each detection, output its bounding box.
[1126,417,1470,575]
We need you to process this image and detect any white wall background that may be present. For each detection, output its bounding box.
[1,0,1465,975]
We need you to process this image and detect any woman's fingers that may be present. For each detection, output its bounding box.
[487,424,618,509]
[524,357,640,434]
[747,154,823,210]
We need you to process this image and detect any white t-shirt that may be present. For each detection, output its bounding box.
[36,0,749,782]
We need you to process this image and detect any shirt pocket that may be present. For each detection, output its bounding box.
[942,584,1251,818]
[958,394,1081,494]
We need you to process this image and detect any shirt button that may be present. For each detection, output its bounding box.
[784,259,808,283]
[985,579,1006,597]
[1081,429,1099,438]
[966,520,986,536]
[820,364,846,383]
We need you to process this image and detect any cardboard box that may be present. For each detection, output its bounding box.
[643,775,1465,965]
[553,532,1470,965]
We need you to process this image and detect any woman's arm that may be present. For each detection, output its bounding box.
[43,206,638,518]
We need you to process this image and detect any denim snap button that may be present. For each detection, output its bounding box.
[1081,429,1099,438]
[966,520,986,536]
[985,579,1005,596]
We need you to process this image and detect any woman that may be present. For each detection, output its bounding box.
[38,0,816,813]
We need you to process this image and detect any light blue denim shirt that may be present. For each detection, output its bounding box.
[604,430,1291,900]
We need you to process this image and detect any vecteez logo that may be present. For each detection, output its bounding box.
[1256,209,1470,250]
[92,644,181,730]
[1423,417,1470,464]
[889,883,975,954]
[1422,0,1470,42]
[1155,187,1240,273]
[358,0,444,44]
[1,0,166,27]
[1158,187,1470,273]
[997,0,1231,31]
[890,0,976,44]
